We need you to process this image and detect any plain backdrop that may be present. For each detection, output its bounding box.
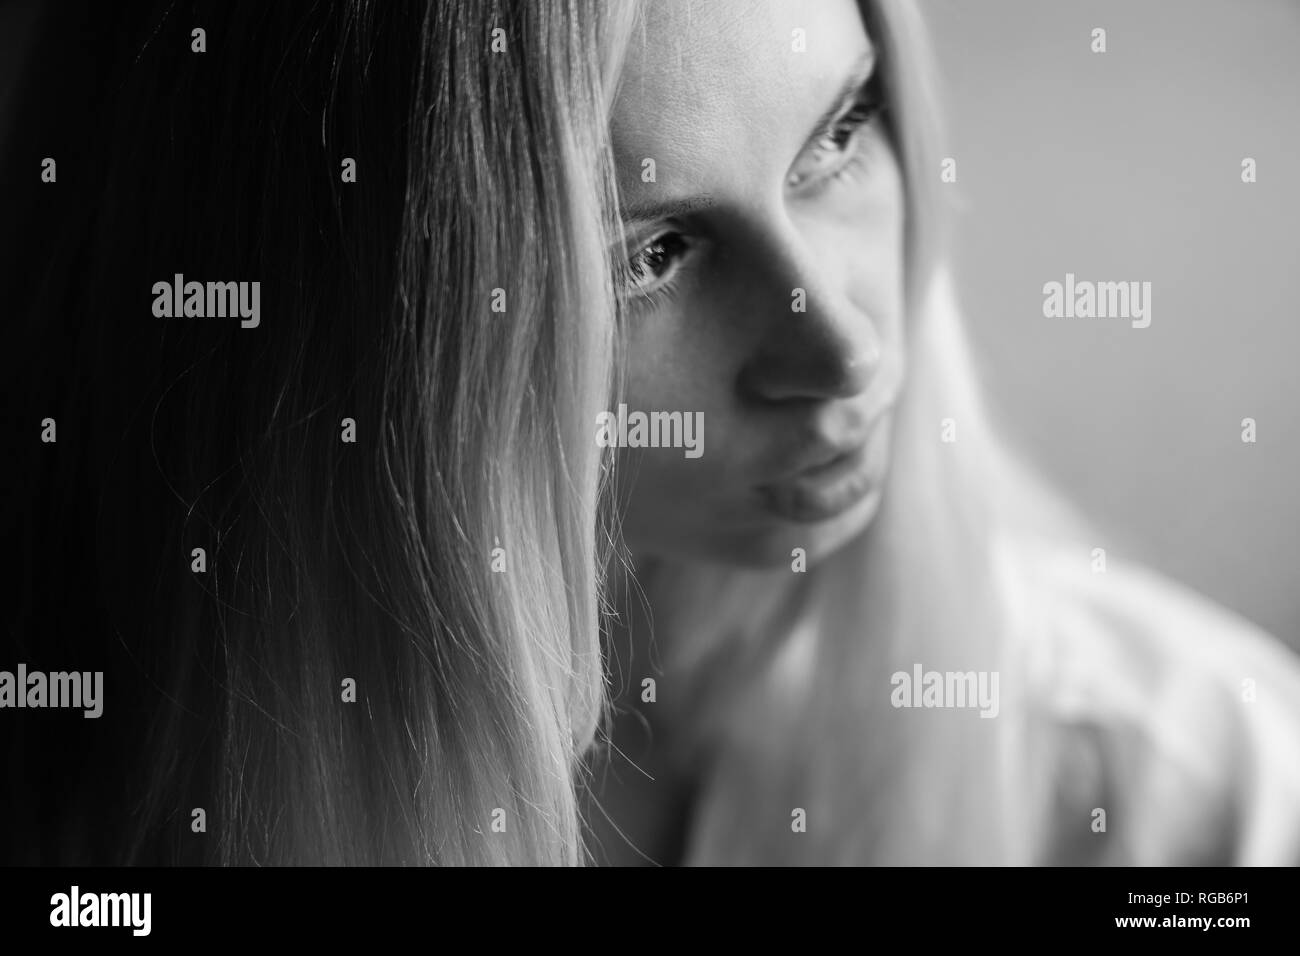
[2,0,1296,646]
[924,0,1300,648]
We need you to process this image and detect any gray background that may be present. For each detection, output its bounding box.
[926,0,1299,646]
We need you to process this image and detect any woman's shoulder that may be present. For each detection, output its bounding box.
[1006,537,1300,864]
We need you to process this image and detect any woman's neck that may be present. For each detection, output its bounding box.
[586,550,826,864]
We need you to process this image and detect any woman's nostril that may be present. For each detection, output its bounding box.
[829,353,877,398]
[843,345,880,380]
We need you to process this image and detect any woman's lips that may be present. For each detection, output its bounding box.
[756,431,881,523]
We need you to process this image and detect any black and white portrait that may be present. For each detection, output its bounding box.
[3,0,1299,878]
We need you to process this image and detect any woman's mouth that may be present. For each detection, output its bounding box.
[755,430,883,523]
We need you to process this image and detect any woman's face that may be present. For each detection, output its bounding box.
[610,0,907,569]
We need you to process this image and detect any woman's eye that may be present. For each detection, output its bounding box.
[625,231,689,296]
[786,92,885,190]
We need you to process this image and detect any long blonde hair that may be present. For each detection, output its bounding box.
[6,0,633,866]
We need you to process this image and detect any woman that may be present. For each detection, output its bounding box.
[3,0,1298,866]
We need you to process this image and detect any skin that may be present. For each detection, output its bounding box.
[611,0,908,570]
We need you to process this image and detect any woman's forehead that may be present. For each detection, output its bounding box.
[610,0,874,213]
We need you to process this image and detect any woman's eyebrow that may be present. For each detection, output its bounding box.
[619,194,718,226]
[802,48,879,146]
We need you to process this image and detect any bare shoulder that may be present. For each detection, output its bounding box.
[1011,542,1300,864]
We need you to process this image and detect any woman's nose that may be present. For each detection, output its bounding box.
[736,249,883,404]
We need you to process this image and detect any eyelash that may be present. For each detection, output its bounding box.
[635,272,682,311]
[622,82,888,305]
[622,232,692,307]
[800,83,888,190]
